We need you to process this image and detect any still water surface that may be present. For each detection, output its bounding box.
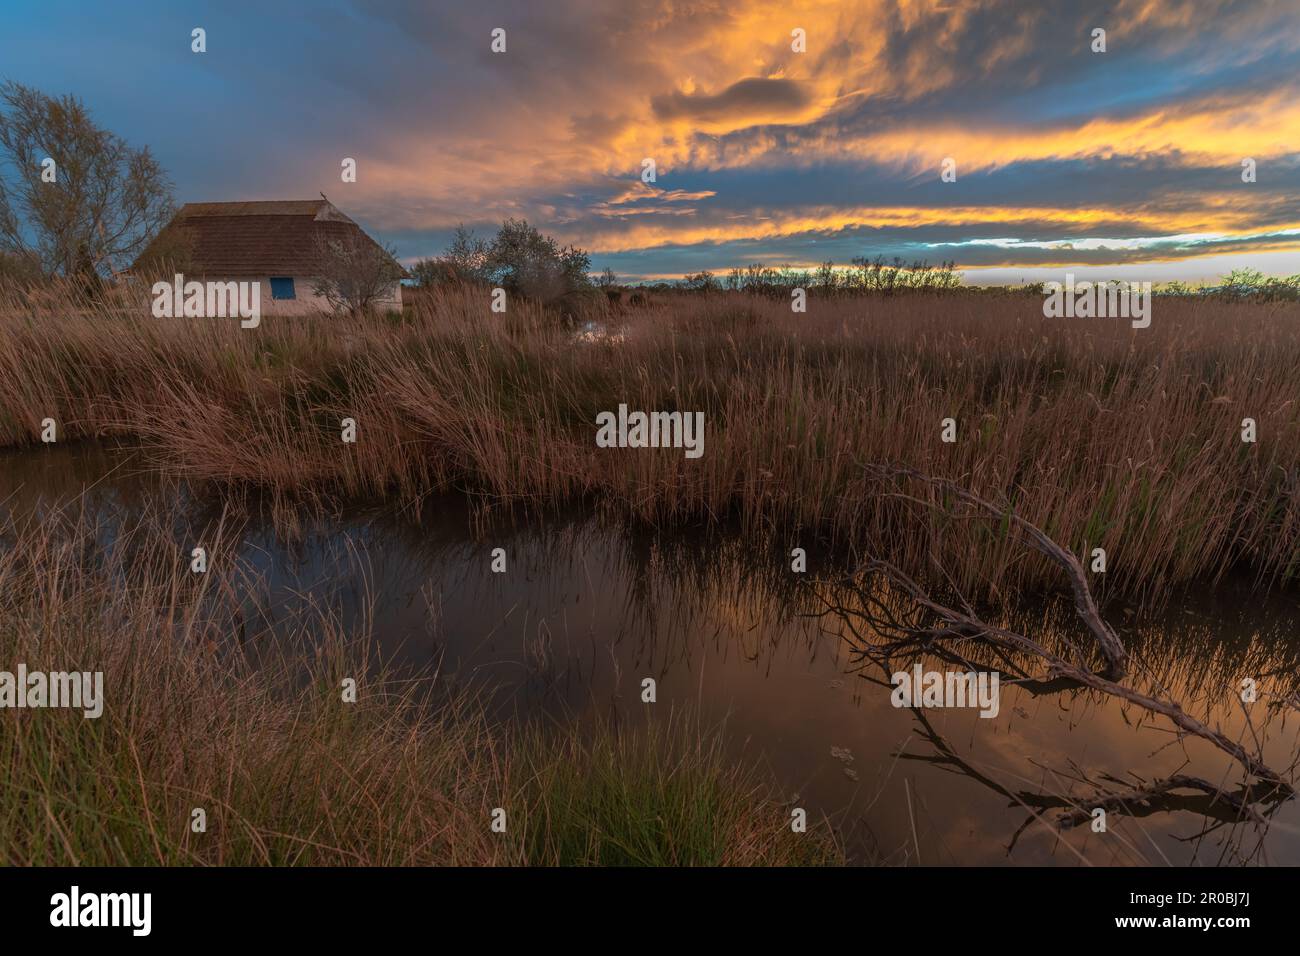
[5,443,1300,865]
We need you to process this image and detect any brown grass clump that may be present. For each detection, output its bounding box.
[2,283,1299,603]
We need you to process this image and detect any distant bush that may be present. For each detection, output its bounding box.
[412,224,489,286]
[1216,268,1300,302]
[1152,270,1300,301]
[411,219,591,308]
[683,270,720,294]
[696,257,961,297]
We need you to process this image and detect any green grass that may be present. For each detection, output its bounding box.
[514,719,836,866]
[0,503,842,867]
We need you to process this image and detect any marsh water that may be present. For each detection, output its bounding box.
[5,442,1300,866]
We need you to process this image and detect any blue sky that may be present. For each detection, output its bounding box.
[2,0,1298,283]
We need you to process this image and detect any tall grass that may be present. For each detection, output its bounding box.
[2,283,1300,603]
[0,502,839,866]
[513,718,831,866]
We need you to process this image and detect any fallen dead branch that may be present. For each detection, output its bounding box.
[812,464,1293,801]
[860,462,1127,679]
[1051,775,1268,829]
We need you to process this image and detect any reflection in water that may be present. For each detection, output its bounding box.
[3,442,1300,865]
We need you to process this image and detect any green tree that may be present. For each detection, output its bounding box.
[416,220,592,305]
[484,218,590,303]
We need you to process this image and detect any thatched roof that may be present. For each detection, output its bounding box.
[132,199,407,277]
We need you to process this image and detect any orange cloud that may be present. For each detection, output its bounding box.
[333,0,1300,271]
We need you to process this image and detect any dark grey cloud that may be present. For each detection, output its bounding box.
[651,77,811,122]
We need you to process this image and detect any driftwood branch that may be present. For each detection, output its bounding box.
[1052,775,1268,828]
[814,464,1293,798]
[862,463,1127,679]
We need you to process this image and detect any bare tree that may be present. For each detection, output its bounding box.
[0,82,174,281]
[310,230,405,316]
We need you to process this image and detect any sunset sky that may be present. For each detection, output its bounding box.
[3,0,1298,283]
